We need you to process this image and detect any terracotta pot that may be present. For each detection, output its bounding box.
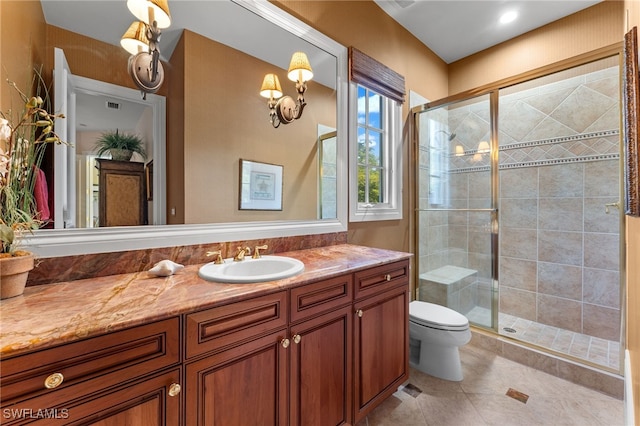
[0,252,34,299]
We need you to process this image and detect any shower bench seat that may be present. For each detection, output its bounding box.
[418,265,478,312]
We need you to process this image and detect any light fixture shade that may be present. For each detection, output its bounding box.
[127,0,171,28]
[477,141,490,153]
[121,21,150,55]
[287,52,313,82]
[260,74,283,99]
[455,145,465,156]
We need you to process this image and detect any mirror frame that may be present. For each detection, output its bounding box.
[24,0,348,257]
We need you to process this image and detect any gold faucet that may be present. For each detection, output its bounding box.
[252,244,268,259]
[206,250,224,264]
[233,246,251,261]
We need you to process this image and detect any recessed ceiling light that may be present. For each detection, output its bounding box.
[499,11,518,24]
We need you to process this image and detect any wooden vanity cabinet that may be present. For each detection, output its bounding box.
[353,260,410,423]
[0,318,181,425]
[0,257,410,425]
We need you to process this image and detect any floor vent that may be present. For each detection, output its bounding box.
[502,327,517,333]
[402,383,422,398]
[106,101,121,110]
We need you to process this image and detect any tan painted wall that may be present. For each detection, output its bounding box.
[624,0,640,421]
[44,26,141,94]
[274,0,449,253]
[448,1,624,95]
[0,1,47,129]
[173,30,336,224]
[166,33,186,225]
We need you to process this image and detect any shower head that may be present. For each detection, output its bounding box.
[437,130,456,141]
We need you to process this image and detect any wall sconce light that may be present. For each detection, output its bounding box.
[121,0,171,99]
[260,52,313,128]
[477,141,490,153]
[471,141,490,162]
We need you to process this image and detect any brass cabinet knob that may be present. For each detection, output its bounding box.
[384,274,391,281]
[44,372,64,389]
[281,338,291,348]
[356,309,363,318]
[292,334,301,344]
[168,383,181,397]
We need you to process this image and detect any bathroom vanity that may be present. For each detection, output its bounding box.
[0,244,410,425]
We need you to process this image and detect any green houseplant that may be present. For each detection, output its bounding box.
[95,130,147,161]
[0,70,65,298]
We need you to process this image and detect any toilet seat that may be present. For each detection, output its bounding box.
[409,301,469,331]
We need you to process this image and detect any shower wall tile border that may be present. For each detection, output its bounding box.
[499,129,619,152]
[418,130,620,174]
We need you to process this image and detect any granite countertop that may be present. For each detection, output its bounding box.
[0,244,411,358]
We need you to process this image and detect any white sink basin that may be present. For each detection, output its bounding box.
[198,256,304,283]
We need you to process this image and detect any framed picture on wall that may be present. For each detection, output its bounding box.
[623,26,640,217]
[239,159,283,211]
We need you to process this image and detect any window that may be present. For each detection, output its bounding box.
[349,83,402,221]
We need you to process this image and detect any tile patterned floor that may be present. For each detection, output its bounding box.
[356,345,624,426]
[464,307,621,371]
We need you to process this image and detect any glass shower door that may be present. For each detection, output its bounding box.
[415,93,497,329]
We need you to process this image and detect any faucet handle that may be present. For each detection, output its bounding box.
[206,250,224,264]
[252,244,268,259]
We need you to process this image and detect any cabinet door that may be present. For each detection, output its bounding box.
[185,329,288,426]
[353,285,409,423]
[289,305,353,426]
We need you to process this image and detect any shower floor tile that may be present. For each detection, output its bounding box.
[498,312,620,371]
[355,344,623,426]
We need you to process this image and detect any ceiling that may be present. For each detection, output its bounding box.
[374,0,602,63]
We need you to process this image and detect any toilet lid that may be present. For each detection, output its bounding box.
[409,301,469,329]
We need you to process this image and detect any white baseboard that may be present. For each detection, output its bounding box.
[625,350,635,426]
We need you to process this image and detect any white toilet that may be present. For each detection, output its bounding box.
[409,300,471,381]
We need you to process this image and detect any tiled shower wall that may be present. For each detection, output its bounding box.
[498,65,620,341]
[418,64,621,341]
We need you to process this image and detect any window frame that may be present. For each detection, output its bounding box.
[349,82,403,222]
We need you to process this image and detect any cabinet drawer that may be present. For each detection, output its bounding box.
[185,291,288,359]
[1,369,181,425]
[0,317,180,405]
[289,274,353,323]
[354,259,409,300]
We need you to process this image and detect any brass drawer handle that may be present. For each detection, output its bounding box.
[292,334,301,344]
[44,373,64,389]
[384,274,391,281]
[356,309,363,318]
[168,383,181,397]
[281,338,291,348]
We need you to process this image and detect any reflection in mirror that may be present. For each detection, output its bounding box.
[319,127,338,219]
[43,0,338,228]
[15,0,348,256]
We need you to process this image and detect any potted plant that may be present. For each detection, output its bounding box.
[0,70,65,299]
[94,130,147,161]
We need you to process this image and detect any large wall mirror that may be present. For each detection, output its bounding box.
[19,0,348,257]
